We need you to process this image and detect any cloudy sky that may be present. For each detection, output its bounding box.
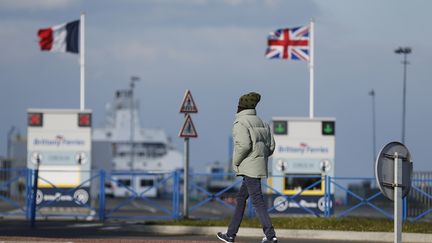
[0,0,431,177]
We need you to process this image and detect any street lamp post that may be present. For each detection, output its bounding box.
[369,89,377,176]
[394,47,412,144]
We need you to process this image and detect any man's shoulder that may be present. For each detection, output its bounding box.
[234,114,256,124]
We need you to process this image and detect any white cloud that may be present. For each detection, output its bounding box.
[264,0,282,8]
[89,26,264,68]
[140,0,249,6]
[139,0,207,5]
[223,0,245,6]
[0,0,81,11]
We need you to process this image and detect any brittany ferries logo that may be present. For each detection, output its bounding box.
[278,142,329,154]
[33,135,85,147]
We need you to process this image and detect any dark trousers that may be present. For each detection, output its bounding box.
[227,176,276,239]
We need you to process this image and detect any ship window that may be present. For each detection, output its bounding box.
[140,143,167,158]
[211,168,224,180]
[211,168,224,174]
[117,179,131,187]
[284,175,321,191]
[140,179,154,187]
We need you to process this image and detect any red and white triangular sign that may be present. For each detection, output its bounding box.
[179,89,198,113]
[179,114,198,138]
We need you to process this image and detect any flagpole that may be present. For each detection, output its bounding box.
[80,12,85,111]
[309,19,315,119]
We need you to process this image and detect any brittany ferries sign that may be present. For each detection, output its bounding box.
[273,117,335,160]
[278,142,330,155]
[32,135,86,147]
[272,117,336,167]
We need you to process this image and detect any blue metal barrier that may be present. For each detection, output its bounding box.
[329,177,393,220]
[262,175,325,217]
[99,170,106,221]
[104,170,180,220]
[187,173,326,219]
[0,169,29,218]
[187,172,242,219]
[3,170,432,223]
[32,170,101,219]
[408,179,432,222]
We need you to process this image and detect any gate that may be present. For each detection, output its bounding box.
[329,177,394,219]
[187,172,242,219]
[103,170,180,220]
[0,169,29,218]
[407,172,432,222]
[30,170,102,220]
[262,175,327,217]
[2,170,432,223]
[187,173,328,219]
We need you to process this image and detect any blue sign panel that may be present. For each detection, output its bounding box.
[269,194,334,215]
[36,187,90,207]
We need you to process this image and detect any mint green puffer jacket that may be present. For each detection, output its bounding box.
[232,109,275,178]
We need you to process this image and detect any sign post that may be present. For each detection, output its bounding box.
[179,90,198,218]
[375,142,413,243]
[30,154,41,228]
[394,152,402,243]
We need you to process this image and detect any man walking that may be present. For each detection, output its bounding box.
[217,92,277,243]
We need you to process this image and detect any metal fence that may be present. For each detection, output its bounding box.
[0,168,29,218]
[0,169,431,223]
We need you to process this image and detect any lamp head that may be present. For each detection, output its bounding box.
[395,47,412,54]
[395,47,403,54]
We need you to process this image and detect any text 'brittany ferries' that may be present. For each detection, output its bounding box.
[33,135,85,147]
[278,143,329,155]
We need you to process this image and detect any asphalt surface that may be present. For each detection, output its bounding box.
[0,236,369,243]
[0,220,382,243]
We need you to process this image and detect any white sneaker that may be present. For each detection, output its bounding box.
[262,236,278,243]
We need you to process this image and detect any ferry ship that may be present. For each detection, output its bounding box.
[93,90,182,197]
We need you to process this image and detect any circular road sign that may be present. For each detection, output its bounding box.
[375,142,413,201]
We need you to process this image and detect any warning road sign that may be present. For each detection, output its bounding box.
[179,114,198,138]
[179,90,198,113]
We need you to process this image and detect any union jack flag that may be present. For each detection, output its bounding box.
[265,25,310,61]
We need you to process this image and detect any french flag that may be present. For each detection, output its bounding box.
[38,20,79,54]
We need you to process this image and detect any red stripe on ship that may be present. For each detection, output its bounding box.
[37,28,53,51]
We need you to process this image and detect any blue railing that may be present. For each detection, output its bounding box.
[0,169,29,218]
[103,170,180,220]
[0,170,431,223]
[187,172,242,219]
[408,178,432,222]
[262,175,324,217]
[328,177,393,220]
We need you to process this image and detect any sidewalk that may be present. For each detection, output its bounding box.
[0,220,431,243]
[136,225,432,243]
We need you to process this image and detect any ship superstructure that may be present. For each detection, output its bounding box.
[93,90,182,197]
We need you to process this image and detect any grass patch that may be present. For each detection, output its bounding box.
[146,217,432,234]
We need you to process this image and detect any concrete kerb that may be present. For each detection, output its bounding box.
[131,225,432,243]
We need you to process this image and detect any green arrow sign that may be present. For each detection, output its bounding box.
[322,121,335,135]
[273,121,287,135]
